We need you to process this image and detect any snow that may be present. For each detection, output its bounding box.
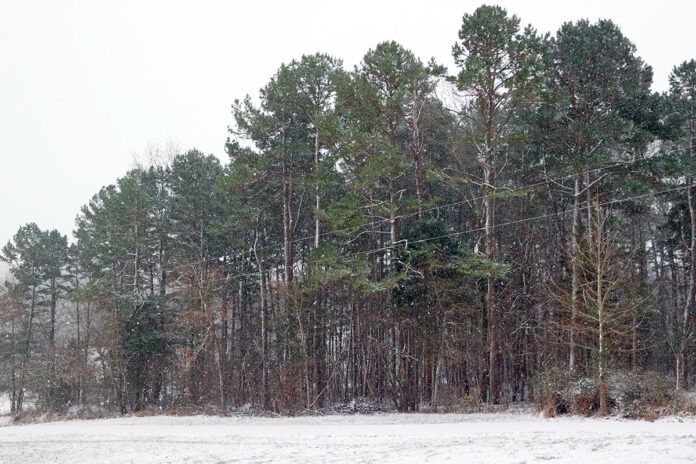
[0,412,695,463]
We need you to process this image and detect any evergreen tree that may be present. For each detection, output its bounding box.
[452,4,545,403]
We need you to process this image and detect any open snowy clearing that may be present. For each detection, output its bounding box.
[0,412,695,463]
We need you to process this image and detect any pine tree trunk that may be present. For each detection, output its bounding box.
[596,204,609,416]
[485,159,500,404]
[570,175,580,372]
[253,232,269,409]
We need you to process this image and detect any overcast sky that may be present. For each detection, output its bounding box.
[1,0,695,279]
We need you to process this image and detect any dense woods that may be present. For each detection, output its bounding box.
[2,5,696,416]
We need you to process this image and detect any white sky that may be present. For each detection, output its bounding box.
[1,0,695,279]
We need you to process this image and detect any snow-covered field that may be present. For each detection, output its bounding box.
[0,412,695,463]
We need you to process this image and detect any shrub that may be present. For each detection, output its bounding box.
[609,370,670,420]
[533,367,675,419]
[669,390,696,415]
[532,367,598,416]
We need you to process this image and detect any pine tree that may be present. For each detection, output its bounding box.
[452,4,544,403]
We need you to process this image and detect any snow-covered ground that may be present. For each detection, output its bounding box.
[0,412,695,463]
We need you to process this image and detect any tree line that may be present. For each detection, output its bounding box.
[2,5,695,415]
